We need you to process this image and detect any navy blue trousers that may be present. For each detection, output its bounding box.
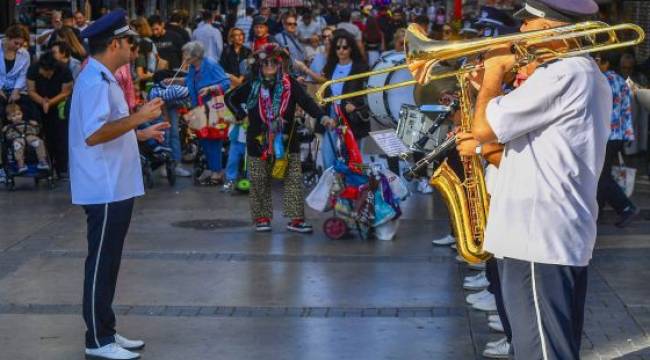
[82,198,134,349]
[501,257,588,360]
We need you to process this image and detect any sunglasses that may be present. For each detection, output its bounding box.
[261,59,279,67]
[336,45,350,50]
[286,22,297,26]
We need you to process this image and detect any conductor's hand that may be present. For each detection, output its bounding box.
[455,131,479,157]
[137,98,164,124]
[137,122,170,143]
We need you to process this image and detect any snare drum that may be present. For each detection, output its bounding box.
[396,104,452,153]
[367,51,415,128]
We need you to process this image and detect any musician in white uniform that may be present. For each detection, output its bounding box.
[468,0,612,358]
[69,10,168,360]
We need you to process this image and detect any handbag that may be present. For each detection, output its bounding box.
[612,151,636,197]
[271,120,297,180]
[185,88,230,141]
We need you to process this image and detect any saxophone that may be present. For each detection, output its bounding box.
[429,74,491,264]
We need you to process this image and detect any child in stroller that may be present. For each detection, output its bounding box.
[139,70,191,188]
[1,103,53,189]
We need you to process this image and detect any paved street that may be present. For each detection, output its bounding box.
[1,175,650,360]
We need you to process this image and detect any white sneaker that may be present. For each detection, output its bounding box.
[466,289,491,305]
[432,234,455,246]
[472,293,497,312]
[464,271,485,283]
[114,334,145,350]
[85,343,140,359]
[159,166,167,178]
[488,319,505,333]
[464,271,489,290]
[417,179,433,193]
[483,338,510,359]
[488,314,500,323]
[486,336,508,349]
[174,166,191,177]
[450,243,457,250]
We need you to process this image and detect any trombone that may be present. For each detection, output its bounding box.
[315,21,646,105]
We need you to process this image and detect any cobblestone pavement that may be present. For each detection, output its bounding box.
[0,176,649,359]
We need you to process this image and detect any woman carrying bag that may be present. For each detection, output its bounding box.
[225,44,334,233]
[183,41,232,184]
[319,30,370,171]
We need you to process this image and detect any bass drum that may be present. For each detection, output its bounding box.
[367,51,415,129]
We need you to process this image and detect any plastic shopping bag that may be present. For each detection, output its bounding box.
[375,219,400,241]
[381,168,410,200]
[612,152,636,197]
[306,167,337,212]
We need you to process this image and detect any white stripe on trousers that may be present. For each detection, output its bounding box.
[92,204,109,348]
[531,262,549,360]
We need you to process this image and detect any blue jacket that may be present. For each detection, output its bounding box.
[0,46,30,92]
[186,57,231,107]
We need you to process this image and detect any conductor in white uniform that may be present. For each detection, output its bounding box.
[69,9,168,360]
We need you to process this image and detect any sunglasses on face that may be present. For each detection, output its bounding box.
[261,59,279,67]
[337,45,349,50]
[286,22,297,26]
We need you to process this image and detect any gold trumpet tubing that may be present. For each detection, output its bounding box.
[315,21,644,105]
[522,23,645,58]
[314,64,416,105]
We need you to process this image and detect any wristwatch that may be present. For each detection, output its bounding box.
[475,144,483,155]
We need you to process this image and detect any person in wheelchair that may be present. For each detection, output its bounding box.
[2,103,49,174]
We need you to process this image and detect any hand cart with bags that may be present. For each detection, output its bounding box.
[306,120,409,240]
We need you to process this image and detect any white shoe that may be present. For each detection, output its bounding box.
[85,343,140,359]
[418,179,433,193]
[472,293,497,312]
[466,289,491,305]
[450,243,457,250]
[483,338,510,359]
[114,334,145,350]
[464,271,485,283]
[432,234,455,246]
[464,271,489,290]
[174,166,191,177]
[488,319,505,333]
[488,314,500,323]
[486,337,508,349]
[159,166,167,177]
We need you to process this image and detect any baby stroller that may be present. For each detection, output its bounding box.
[295,116,321,189]
[307,128,408,240]
[1,125,54,191]
[139,70,191,188]
[139,141,176,189]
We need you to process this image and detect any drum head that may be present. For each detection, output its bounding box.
[367,52,416,127]
[386,70,415,122]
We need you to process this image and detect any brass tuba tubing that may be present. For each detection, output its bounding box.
[314,64,416,105]
[314,21,645,105]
